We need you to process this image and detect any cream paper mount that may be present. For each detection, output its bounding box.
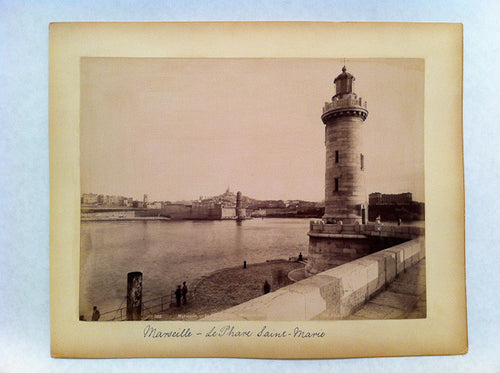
[50,22,466,358]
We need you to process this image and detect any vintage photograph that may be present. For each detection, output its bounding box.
[79,57,425,322]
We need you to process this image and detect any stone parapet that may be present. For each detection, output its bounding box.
[322,97,367,113]
[321,104,368,122]
[309,221,424,240]
[202,238,425,321]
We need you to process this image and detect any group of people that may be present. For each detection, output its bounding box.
[174,281,188,307]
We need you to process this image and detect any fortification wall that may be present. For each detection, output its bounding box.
[160,204,192,219]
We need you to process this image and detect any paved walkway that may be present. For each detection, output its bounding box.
[346,259,426,320]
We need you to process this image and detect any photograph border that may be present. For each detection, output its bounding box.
[50,22,465,358]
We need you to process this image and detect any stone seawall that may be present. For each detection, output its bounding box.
[305,222,424,275]
[202,238,425,321]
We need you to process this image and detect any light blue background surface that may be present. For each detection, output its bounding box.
[1,1,498,372]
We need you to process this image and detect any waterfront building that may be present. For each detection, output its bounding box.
[368,192,424,221]
[369,192,413,205]
[109,195,121,206]
[82,193,99,205]
[219,204,238,219]
[191,198,215,218]
[251,209,266,217]
[192,199,238,220]
[191,188,247,220]
[160,203,192,219]
[148,201,162,209]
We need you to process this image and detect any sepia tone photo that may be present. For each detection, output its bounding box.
[79,57,425,323]
[50,22,465,359]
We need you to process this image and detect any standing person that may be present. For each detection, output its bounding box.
[91,306,100,321]
[175,285,182,307]
[182,281,188,305]
[263,280,271,294]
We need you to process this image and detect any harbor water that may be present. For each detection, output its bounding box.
[79,218,310,317]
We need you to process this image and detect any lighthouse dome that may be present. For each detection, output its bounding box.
[334,66,355,84]
[333,66,355,98]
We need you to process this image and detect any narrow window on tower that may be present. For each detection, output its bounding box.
[335,150,339,163]
[334,178,339,192]
[360,153,364,170]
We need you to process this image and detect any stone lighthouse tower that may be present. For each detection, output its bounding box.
[236,191,244,221]
[305,66,370,276]
[322,66,368,224]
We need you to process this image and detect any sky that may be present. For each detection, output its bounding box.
[80,58,424,202]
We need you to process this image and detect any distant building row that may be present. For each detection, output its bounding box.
[81,193,134,206]
[368,192,424,221]
[82,188,325,220]
[368,192,413,205]
[81,193,164,209]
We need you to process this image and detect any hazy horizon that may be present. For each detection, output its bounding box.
[81,58,424,203]
[80,189,423,204]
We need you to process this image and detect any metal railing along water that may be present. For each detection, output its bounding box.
[99,292,175,321]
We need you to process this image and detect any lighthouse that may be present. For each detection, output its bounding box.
[322,66,368,224]
[236,191,244,221]
[305,65,371,276]
[305,65,416,277]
